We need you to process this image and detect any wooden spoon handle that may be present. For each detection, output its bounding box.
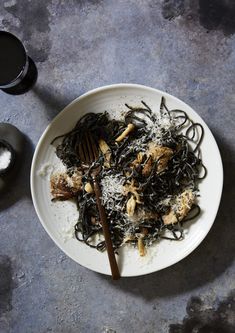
[92,177,120,280]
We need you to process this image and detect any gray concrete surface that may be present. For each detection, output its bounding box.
[0,1,235,332]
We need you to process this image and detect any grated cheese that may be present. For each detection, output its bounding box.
[61,224,75,243]
[145,110,174,144]
[100,173,125,211]
[37,163,55,179]
[128,108,175,153]
[0,147,11,170]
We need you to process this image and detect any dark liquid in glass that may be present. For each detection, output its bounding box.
[0,32,26,86]
[0,31,37,95]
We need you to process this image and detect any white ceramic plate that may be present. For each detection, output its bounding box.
[31,84,223,277]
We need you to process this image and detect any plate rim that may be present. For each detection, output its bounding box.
[30,83,224,277]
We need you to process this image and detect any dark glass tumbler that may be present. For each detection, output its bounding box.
[0,31,37,95]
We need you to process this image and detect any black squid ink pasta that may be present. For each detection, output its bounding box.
[50,97,206,256]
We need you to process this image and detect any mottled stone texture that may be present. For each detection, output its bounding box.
[0,1,235,332]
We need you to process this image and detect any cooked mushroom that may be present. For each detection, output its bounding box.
[130,142,173,177]
[122,234,136,244]
[126,195,136,216]
[137,227,149,256]
[84,182,93,193]
[50,169,82,201]
[162,190,195,225]
[138,237,145,256]
[130,152,143,168]
[142,156,153,176]
[123,178,141,203]
[135,210,158,221]
[98,139,111,167]
[147,143,173,174]
[115,123,135,142]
